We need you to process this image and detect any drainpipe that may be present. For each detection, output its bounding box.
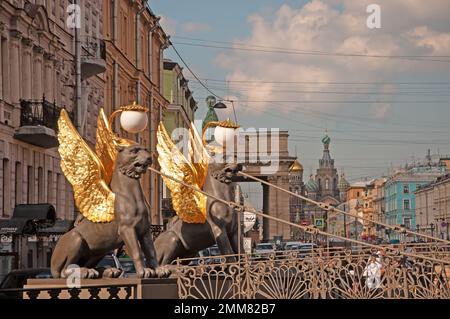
[74,0,82,132]
[112,61,119,130]
[135,5,146,103]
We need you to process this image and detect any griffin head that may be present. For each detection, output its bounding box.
[116,145,152,179]
[211,163,243,184]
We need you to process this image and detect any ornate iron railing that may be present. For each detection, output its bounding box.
[148,166,450,299]
[173,244,450,299]
[19,98,73,131]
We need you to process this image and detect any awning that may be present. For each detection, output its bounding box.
[37,220,74,234]
[0,204,56,235]
[0,218,33,235]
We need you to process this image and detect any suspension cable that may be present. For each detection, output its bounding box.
[238,171,450,245]
[147,167,450,265]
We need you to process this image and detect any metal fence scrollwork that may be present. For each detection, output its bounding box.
[173,244,450,299]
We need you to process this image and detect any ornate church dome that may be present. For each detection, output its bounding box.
[338,174,350,192]
[305,175,319,193]
[289,160,304,172]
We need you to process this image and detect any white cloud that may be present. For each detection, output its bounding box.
[407,26,450,55]
[160,16,177,36]
[182,22,211,33]
[371,103,392,120]
[213,0,450,117]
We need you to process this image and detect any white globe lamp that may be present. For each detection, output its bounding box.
[120,110,148,133]
[108,102,149,134]
[214,125,237,146]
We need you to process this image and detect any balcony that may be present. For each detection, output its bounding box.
[14,98,73,148]
[81,38,106,80]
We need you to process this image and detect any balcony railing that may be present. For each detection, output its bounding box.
[14,97,73,148]
[20,98,59,130]
[81,38,107,80]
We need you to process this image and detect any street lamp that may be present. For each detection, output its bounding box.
[108,102,149,133]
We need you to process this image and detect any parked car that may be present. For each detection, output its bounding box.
[283,242,318,257]
[0,268,52,299]
[117,257,136,277]
[202,245,223,264]
[284,241,305,251]
[96,253,122,271]
[254,243,276,259]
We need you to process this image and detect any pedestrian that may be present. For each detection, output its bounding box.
[363,254,383,290]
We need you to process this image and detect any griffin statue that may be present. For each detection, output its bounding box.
[154,121,243,265]
[51,108,169,279]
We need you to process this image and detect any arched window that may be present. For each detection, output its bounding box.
[325,179,330,190]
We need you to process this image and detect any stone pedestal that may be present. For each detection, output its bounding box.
[23,277,179,299]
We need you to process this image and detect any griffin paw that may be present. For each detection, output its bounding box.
[102,267,123,278]
[155,266,171,278]
[62,267,99,279]
[137,268,157,278]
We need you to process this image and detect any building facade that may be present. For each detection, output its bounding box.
[0,0,105,269]
[102,0,169,225]
[162,59,197,135]
[415,173,450,240]
[0,0,170,273]
[372,178,387,239]
[161,59,197,226]
[384,165,446,241]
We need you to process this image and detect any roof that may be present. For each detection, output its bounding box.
[163,60,178,70]
[289,160,303,172]
[350,181,369,188]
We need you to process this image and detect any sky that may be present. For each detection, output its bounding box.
[151,0,450,184]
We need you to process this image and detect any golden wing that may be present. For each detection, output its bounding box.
[96,108,135,184]
[189,122,210,189]
[58,109,115,223]
[157,122,207,224]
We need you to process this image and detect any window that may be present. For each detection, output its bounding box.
[404,218,411,229]
[404,199,410,210]
[46,248,53,267]
[2,159,10,217]
[27,249,33,268]
[27,166,34,204]
[1,37,8,100]
[38,167,44,203]
[15,162,22,205]
[56,173,62,218]
[148,31,152,78]
[325,179,330,190]
[47,171,53,204]
[403,185,409,194]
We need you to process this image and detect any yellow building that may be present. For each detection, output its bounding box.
[102,0,169,224]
